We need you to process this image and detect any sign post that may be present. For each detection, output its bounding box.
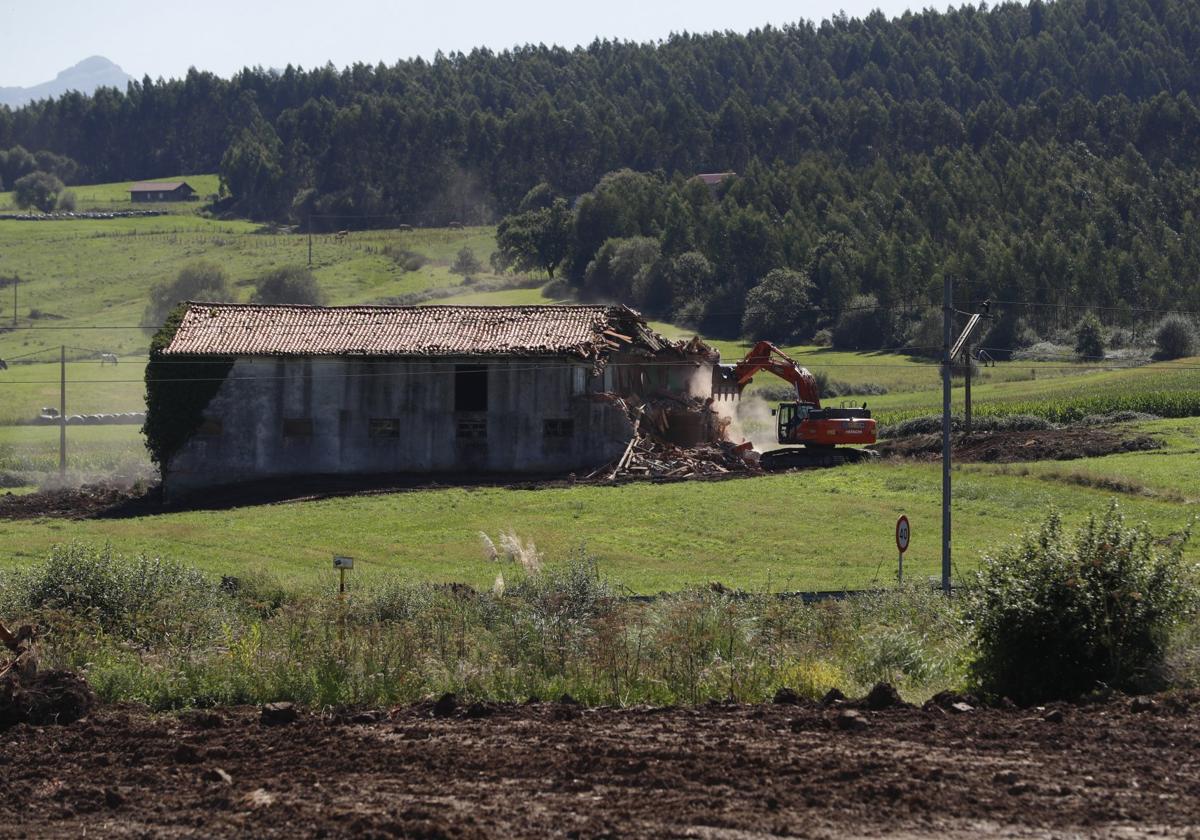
[895,515,910,586]
[333,555,354,644]
[333,555,354,595]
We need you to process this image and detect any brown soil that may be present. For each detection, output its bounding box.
[2,695,1198,838]
[0,670,96,729]
[875,427,1162,463]
[0,483,154,520]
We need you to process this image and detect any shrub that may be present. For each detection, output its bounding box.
[142,261,232,330]
[582,237,660,302]
[740,268,818,344]
[880,413,1050,438]
[981,311,1038,361]
[1074,313,1106,360]
[251,265,326,305]
[969,504,1194,704]
[541,277,571,300]
[13,171,63,212]
[0,542,228,644]
[831,294,900,351]
[489,249,512,274]
[849,627,937,686]
[57,190,77,212]
[383,245,428,272]
[450,246,483,277]
[1154,315,1198,360]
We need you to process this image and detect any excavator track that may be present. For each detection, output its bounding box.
[759,446,877,471]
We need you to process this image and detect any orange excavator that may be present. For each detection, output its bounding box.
[730,341,877,469]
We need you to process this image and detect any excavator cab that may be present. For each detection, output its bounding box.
[775,402,810,444]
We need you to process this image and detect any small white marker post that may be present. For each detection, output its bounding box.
[895,515,910,586]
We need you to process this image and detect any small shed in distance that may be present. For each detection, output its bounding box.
[129,181,196,202]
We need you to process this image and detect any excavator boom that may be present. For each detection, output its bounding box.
[732,341,822,406]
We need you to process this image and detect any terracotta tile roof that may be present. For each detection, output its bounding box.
[694,172,735,186]
[129,181,192,192]
[161,302,692,359]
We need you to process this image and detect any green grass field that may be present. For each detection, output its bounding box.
[0,424,149,477]
[963,417,1200,503]
[1,418,1196,592]
[1,184,1198,595]
[0,359,146,425]
[0,189,506,361]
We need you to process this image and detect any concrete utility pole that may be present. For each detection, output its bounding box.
[307,216,313,266]
[941,277,952,595]
[59,345,67,476]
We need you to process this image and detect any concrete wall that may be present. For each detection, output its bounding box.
[165,354,699,493]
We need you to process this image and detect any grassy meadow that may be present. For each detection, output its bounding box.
[0,207,508,361]
[0,424,149,478]
[1,417,1196,594]
[0,182,1197,598]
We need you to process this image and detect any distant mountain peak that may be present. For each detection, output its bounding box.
[1,56,133,109]
[59,56,123,77]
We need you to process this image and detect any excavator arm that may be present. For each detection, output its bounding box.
[731,341,822,406]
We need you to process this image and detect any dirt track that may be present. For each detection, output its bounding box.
[2,695,1198,838]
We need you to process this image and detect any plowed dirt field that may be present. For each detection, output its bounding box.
[2,695,1198,838]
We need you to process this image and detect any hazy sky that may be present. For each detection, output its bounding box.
[1,0,936,87]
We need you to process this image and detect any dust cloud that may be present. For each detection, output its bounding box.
[716,392,780,453]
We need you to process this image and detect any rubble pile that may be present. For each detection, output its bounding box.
[589,436,760,480]
[0,620,95,728]
[588,392,761,480]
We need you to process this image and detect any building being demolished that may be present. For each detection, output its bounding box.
[150,302,745,494]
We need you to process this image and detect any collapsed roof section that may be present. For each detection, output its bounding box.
[160,302,715,363]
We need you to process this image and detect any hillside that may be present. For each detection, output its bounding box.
[2,0,1198,332]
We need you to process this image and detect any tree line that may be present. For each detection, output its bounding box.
[1,0,1199,336]
[0,0,1196,221]
[498,136,1200,343]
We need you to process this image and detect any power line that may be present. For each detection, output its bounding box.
[975,298,1200,317]
[4,356,1198,386]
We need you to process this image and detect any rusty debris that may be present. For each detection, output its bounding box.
[0,620,36,683]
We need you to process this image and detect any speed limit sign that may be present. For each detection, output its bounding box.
[896,515,911,554]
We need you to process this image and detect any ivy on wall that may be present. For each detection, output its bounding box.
[142,304,234,471]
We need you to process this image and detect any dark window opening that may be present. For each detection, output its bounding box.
[196,418,223,437]
[282,418,313,438]
[543,419,574,438]
[455,364,488,412]
[369,418,401,438]
[457,418,487,440]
